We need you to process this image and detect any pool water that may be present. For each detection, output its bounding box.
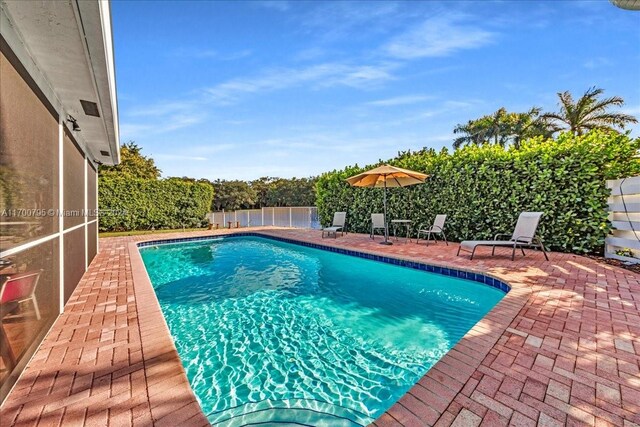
[140,236,505,426]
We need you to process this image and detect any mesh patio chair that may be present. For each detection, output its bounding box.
[416,214,448,246]
[322,212,347,238]
[370,213,386,240]
[457,212,549,261]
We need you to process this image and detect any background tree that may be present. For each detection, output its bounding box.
[250,177,317,208]
[99,142,161,179]
[250,177,276,208]
[209,180,257,211]
[541,87,637,136]
[453,107,550,149]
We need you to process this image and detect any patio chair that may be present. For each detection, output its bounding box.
[0,270,42,320]
[457,212,549,261]
[417,214,448,246]
[370,213,386,239]
[322,212,347,238]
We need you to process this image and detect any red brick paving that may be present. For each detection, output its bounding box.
[0,227,638,427]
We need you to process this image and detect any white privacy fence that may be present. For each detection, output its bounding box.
[606,176,640,263]
[208,207,320,229]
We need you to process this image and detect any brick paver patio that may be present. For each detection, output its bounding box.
[1,227,638,426]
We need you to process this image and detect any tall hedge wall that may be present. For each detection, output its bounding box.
[98,177,214,232]
[316,131,640,254]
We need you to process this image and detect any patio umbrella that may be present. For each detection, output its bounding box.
[346,165,428,245]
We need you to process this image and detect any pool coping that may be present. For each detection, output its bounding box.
[128,240,210,426]
[133,231,529,426]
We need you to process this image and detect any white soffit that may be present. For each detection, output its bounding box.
[1,0,120,165]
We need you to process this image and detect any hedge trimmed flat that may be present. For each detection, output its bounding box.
[457,212,549,261]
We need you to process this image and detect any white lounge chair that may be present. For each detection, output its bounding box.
[370,213,386,239]
[322,212,346,238]
[457,212,549,261]
[417,214,448,246]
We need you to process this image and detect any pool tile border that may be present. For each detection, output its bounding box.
[138,232,512,294]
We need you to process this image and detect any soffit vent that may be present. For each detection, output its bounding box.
[80,100,101,117]
[100,150,110,156]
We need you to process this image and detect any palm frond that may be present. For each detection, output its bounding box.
[584,112,638,128]
[557,91,574,113]
[453,136,468,150]
[583,96,625,117]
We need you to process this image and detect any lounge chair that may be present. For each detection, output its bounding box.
[417,214,448,245]
[370,213,386,239]
[322,212,346,238]
[457,212,549,261]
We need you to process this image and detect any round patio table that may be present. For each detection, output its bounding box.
[391,219,412,242]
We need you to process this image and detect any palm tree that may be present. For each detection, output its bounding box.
[511,107,556,147]
[453,107,551,149]
[453,120,487,149]
[541,87,637,136]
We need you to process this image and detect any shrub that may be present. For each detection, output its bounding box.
[316,131,640,254]
[98,177,214,232]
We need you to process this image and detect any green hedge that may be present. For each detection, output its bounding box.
[316,131,640,254]
[98,177,214,232]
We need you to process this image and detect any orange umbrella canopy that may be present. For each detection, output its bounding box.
[345,165,428,188]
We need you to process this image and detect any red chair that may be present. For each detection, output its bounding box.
[0,270,42,320]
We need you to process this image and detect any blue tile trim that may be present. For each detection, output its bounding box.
[137,233,511,294]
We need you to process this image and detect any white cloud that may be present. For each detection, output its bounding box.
[119,113,205,139]
[383,14,495,59]
[354,99,480,129]
[127,101,196,117]
[301,2,401,41]
[294,47,330,62]
[583,57,613,69]
[225,120,249,126]
[425,133,455,143]
[255,1,290,12]
[155,154,208,161]
[206,62,397,104]
[190,143,237,155]
[118,123,152,137]
[170,47,252,61]
[259,132,426,154]
[365,95,434,107]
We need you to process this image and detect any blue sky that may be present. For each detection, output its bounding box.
[112,1,640,180]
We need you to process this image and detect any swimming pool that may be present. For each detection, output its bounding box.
[140,235,506,426]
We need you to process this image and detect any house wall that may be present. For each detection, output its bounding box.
[0,39,99,403]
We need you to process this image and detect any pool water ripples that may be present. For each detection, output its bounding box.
[141,237,505,426]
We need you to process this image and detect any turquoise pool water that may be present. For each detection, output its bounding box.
[140,236,505,426]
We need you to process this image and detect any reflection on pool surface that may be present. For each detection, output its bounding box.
[140,236,505,426]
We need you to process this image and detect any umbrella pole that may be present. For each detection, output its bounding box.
[381,175,392,245]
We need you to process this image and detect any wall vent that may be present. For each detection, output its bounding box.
[100,150,110,156]
[80,100,100,117]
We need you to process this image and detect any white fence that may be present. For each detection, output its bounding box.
[606,176,640,263]
[207,207,320,229]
